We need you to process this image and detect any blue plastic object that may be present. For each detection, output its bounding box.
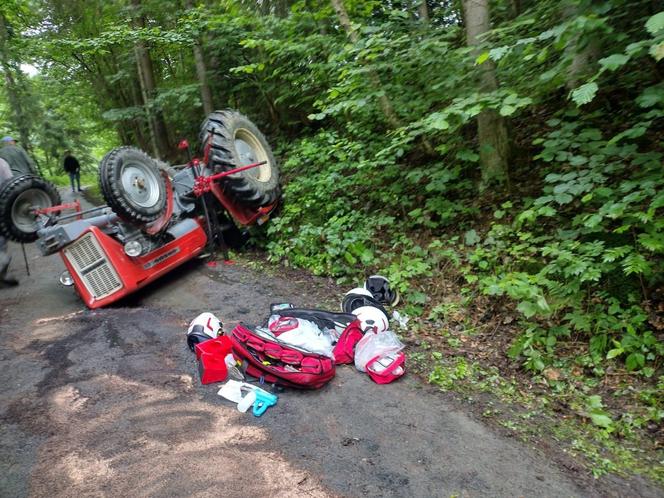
[253,390,278,417]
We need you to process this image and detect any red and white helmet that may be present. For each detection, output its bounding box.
[351,305,389,333]
[187,312,223,351]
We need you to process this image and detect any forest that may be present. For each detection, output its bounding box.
[1,0,662,482]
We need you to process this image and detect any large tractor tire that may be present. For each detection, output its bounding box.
[0,175,61,243]
[199,110,280,207]
[99,146,167,224]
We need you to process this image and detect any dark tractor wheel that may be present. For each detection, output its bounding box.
[0,175,61,243]
[99,146,167,224]
[199,110,280,207]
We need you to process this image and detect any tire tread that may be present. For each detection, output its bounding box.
[98,146,167,224]
[199,110,280,207]
[0,175,61,243]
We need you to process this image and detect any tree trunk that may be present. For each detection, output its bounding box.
[193,43,214,115]
[329,0,401,129]
[134,45,160,159]
[131,0,170,159]
[134,45,170,158]
[1,66,30,148]
[274,0,289,18]
[563,3,601,91]
[418,1,430,23]
[71,50,148,151]
[463,0,510,189]
[129,67,151,150]
[186,0,214,115]
[0,14,31,149]
[510,0,522,17]
[105,48,149,150]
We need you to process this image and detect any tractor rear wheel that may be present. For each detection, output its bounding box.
[199,110,280,207]
[99,146,167,224]
[0,175,61,243]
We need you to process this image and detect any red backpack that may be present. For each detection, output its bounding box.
[229,324,335,389]
[332,320,365,364]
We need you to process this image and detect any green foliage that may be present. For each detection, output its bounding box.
[645,11,664,36]
[2,2,662,465]
[570,82,598,106]
[471,114,662,373]
[254,0,664,381]
[429,356,473,390]
[581,395,614,430]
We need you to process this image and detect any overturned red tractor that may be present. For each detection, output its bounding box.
[0,111,280,308]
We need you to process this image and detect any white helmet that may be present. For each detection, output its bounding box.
[352,305,389,333]
[345,287,373,298]
[187,312,223,351]
[341,287,387,315]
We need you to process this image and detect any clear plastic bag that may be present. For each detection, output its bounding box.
[267,315,335,358]
[354,330,405,372]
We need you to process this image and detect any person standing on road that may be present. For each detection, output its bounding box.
[0,136,39,177]
[0,156,18,288]
[63,150,82,192]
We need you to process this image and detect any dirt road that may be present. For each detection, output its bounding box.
[0,190,661,498]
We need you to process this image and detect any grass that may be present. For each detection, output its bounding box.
[409,345,664,484]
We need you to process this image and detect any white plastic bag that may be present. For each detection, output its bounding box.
[267,315,335,358]
[354,330,405,372]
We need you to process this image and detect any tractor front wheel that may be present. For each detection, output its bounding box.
[99,146,167,224]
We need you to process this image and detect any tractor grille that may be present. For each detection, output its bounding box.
[63,233,123,300]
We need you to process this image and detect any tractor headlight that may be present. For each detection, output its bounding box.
[59,270,74,286]
[124,240,143,257]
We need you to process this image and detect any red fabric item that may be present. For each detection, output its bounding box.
[229,324,335,389]
[365,352,406,384]
[332,320,364,364]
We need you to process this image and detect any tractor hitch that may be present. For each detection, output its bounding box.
[192,160,267,196]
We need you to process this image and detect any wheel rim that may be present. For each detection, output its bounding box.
[11,188,52,233]
[234,128,272,182]
[120,161,160,208]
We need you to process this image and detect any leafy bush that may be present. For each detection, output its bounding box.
[263,3,664,378]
